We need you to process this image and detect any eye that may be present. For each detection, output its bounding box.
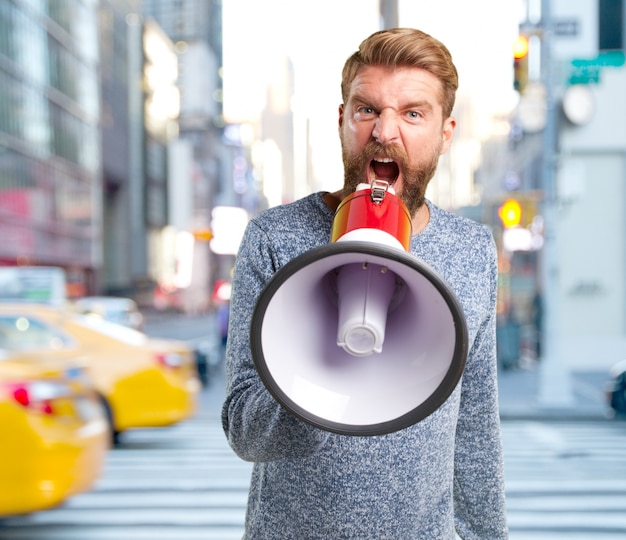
[358,106,376,115]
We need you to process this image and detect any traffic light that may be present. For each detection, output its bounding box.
[513,35,529,93]
[498,198,522,228]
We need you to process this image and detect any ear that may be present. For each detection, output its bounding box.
[338,104,345,129]
[440,116,456,155]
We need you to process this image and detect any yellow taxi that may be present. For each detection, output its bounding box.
[0,352,109,516]
[0,303,201,445]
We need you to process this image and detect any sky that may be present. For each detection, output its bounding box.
[222,0,525,192]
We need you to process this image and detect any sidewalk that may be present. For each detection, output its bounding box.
[497,361,612,421]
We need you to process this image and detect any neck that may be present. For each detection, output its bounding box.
[410,203,430,235]
[323,190,343,212]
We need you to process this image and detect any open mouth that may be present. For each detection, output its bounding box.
[369,158,399,186]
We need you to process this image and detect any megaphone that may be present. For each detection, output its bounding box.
[250,180,468,436]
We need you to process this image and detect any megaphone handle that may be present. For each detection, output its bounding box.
[335,262,397,356]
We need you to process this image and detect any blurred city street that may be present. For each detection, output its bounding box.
[498,362,611,421]
[140,309,615,422]
[142,309,615,422]
[0,383,251,540]
[1,310,624,539]
[1,0,626,537]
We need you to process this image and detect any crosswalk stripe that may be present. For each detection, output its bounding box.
[501,420,626,538]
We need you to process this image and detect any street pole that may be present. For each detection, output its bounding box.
[537,0,574,407]
[379,0,399,29]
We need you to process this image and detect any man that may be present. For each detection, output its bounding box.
[222,28,508,539]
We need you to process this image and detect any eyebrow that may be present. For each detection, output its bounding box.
[403,100,434,113]
[350,94,435,113]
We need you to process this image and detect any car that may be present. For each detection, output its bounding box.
[0,352,109,517]
[72,296,145,331]
[607,359,626,418]
[0,303,201,445]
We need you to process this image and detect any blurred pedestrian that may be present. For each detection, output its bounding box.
[222,27,507,539]
[531,288,543,359]
[216,300,229,351]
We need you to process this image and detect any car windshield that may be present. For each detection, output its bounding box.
[0,315,73,351]
[74,298,143,328]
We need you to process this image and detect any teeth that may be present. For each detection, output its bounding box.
[374,158,393,163]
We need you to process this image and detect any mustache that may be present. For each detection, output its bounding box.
[360,141,408,164]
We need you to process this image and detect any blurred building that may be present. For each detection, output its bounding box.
[0,0,242,313]
[0,0,102,296]
[142,0,250,313]
[260,56,297,205]
[549,0,626,372]
[472,0,626,375]
[98,1,180,307]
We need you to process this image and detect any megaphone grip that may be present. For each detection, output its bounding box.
[335,262,398,356]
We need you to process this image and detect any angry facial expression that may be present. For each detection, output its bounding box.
[339,65,456,217]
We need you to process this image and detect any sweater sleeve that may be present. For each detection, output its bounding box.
[453,234,509,539]
[221,219,331,462]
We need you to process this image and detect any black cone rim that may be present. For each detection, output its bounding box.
[250,241,469,436]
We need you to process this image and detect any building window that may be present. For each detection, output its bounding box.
[599,0,624,51]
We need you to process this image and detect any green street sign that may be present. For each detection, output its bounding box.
[568,51,626,85]
[568,64,600,84]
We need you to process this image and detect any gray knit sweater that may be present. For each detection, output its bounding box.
[222,192,508,539]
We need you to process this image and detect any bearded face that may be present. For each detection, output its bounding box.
[337,66,455,218]
[340,138,442,217]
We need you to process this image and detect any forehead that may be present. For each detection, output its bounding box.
[346,65,443,111]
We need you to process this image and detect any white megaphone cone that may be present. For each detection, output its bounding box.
[250,180,468,436]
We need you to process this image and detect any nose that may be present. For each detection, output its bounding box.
[371,110,400,144]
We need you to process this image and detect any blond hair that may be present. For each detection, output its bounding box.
[341,28,459,118]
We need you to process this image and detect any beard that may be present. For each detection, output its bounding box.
[341,139,441,217]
